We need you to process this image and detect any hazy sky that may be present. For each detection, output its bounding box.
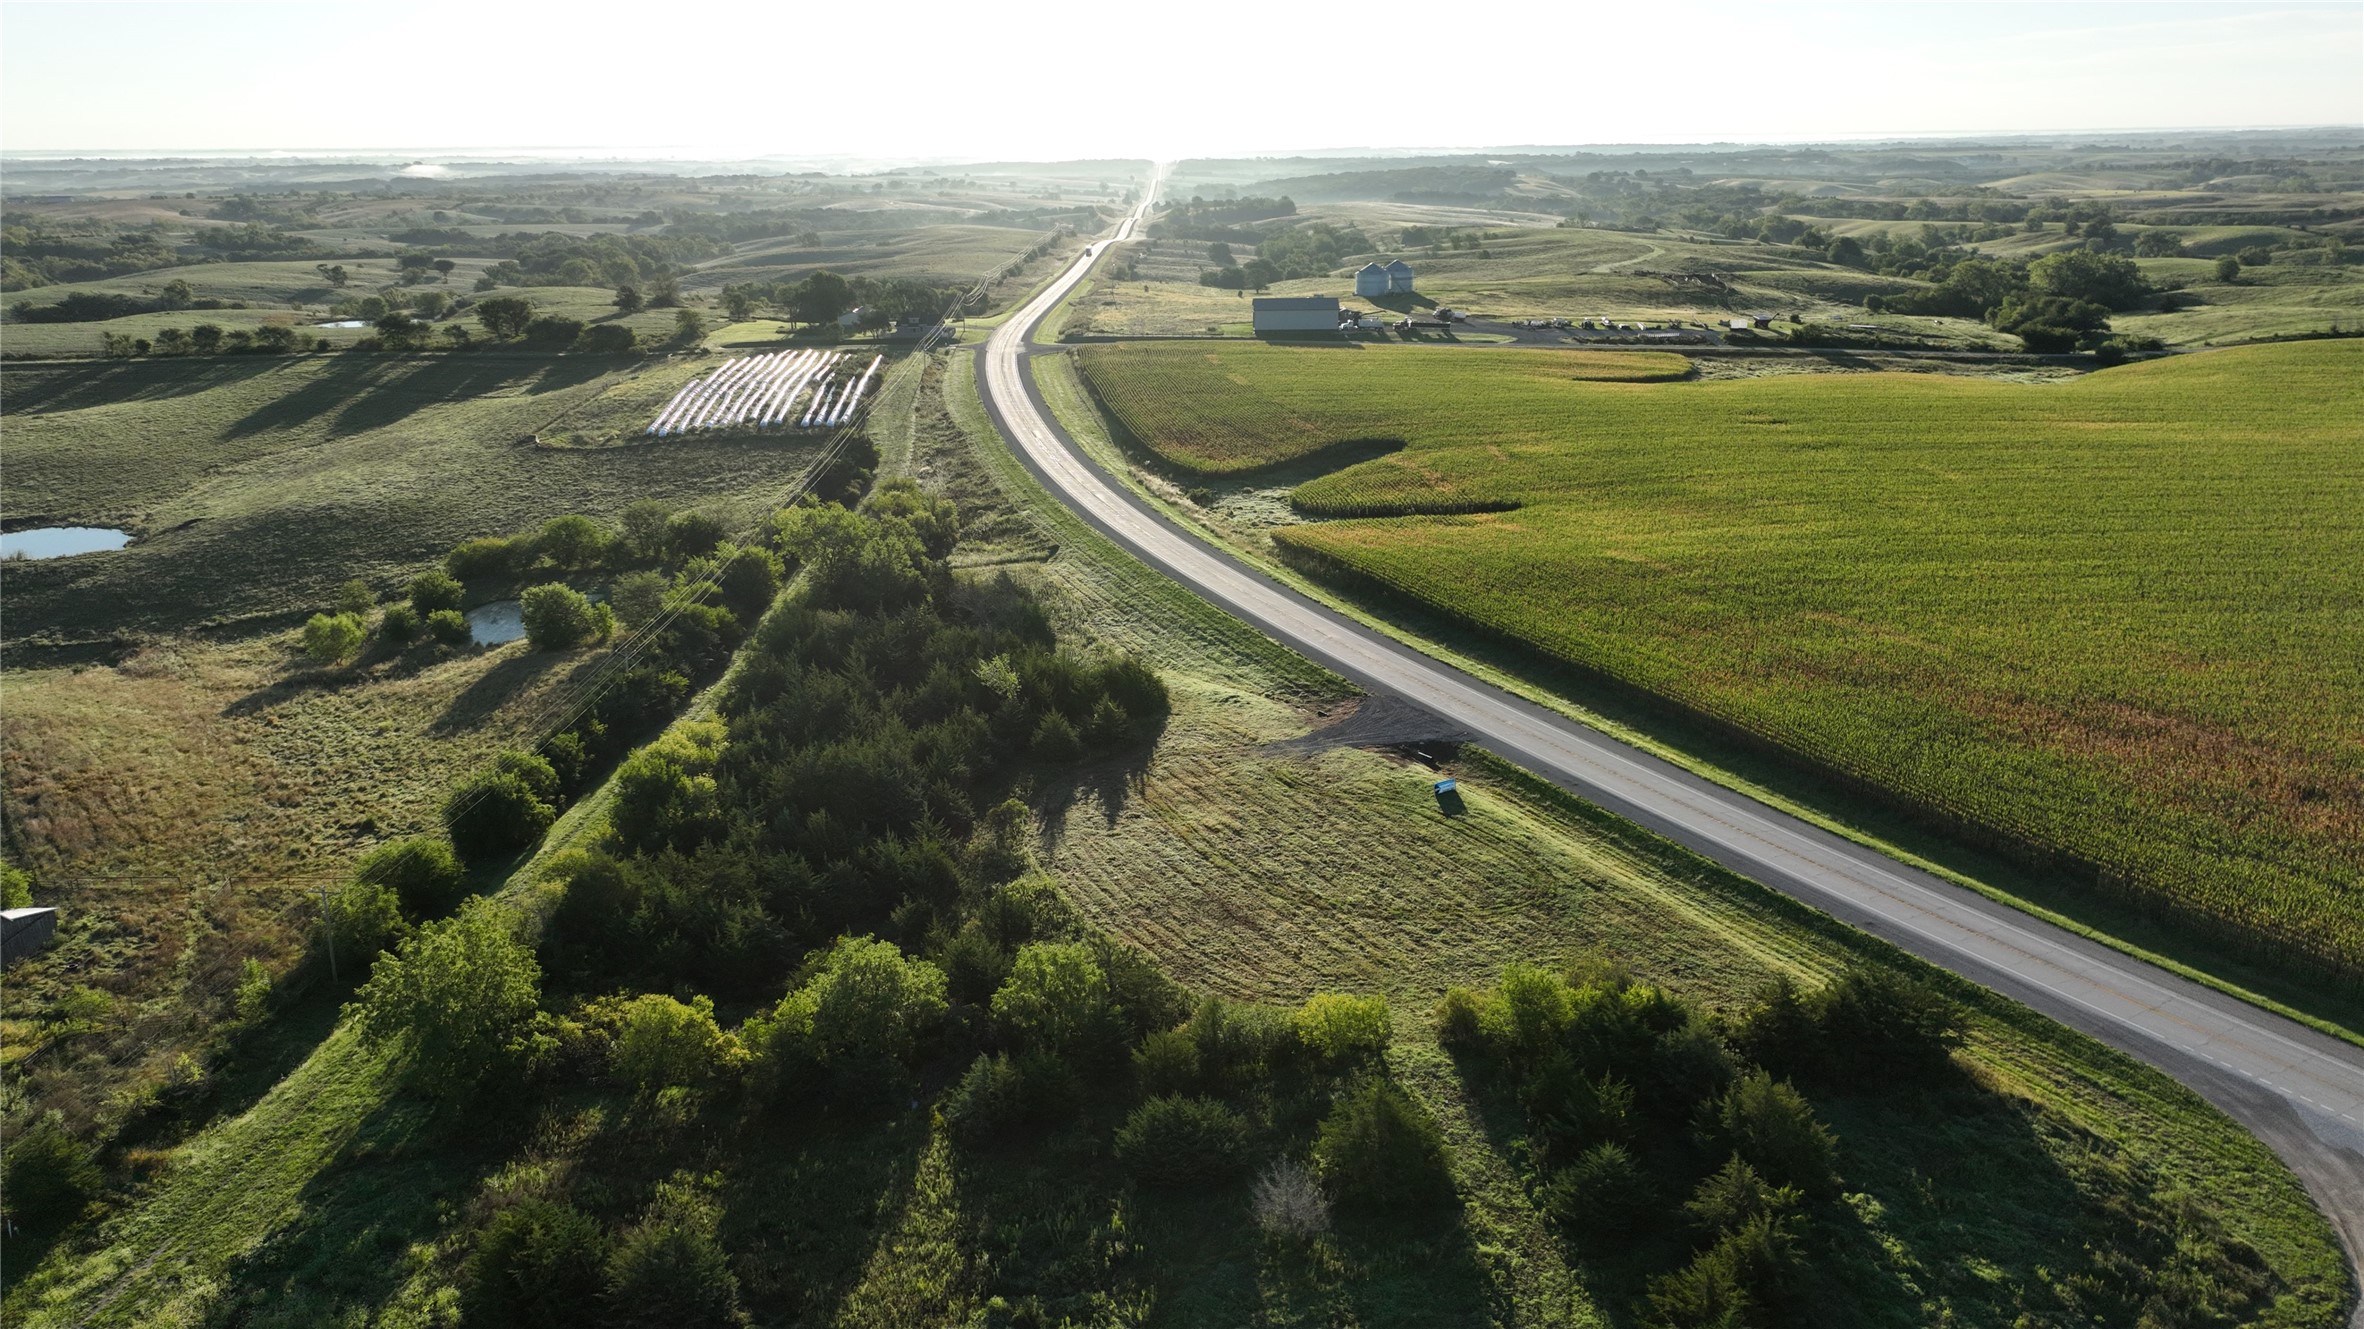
[3,1,2358,160]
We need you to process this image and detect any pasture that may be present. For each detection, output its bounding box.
[2,354,831,648]
[1075,339,2364,996]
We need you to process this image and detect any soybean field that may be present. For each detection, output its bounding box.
[1075,339,2364,995]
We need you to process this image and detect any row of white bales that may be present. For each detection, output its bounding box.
[644,351,883,436]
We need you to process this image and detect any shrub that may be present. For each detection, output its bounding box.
[1434,986,1486,1048]
[0,1112,101,1233]
[1714,1072,1840,1201]
[1294,993,1391,1067]
[463,1197,610,1329]
[336,577,376,618]
[1540,1141,1655,1238]
[1490,964,1575,1061]
[611,993,734,1094]
[494,749,562,804]
[2,862,32,909]
[1030,711,1084,763]
[991,941,1114,1060]
[427,608,472,646]
[611,569,670,627]
[381,602,421,644]
[1251,1158,1331,1242]
[443,770,557,861]
[1113,1095,1250,1188]
[576,322,638,354]
[329,876,410,966]
[358,836,467,917]
[446,535,524,581]
[348,901,543,1098]
[519,583,613,651]
[302,611,366,663]
[525,315,586,346]
[602,1177,743,1329]
[1312,1078,1453,1208]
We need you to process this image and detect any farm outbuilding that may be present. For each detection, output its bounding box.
[1385,259,1415,293]
[1252,296,1343,333]
[1354,262,1390,297]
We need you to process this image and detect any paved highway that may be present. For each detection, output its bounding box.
[979,180,2364,1313]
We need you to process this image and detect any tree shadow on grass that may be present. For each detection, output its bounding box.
[715,1107,935,1321]
[1032,722,1167,858]
[427,644,594,735]
[2,355,292,416]
[197,1081,496,1326]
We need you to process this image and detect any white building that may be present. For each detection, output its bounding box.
[1385,259,1415,293]
[1251,296,1342,333]
[1353,262,1390,298]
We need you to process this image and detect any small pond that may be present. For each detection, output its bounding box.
[465,600,525,645]
[2,527,133,560]
[314,319,368,329]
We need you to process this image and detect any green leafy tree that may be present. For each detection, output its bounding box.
[2213,254,2242,283]
[789,270,854,326]
[752,936,948,1093]
[990,941,1114,1059]
[2026,249,2151,310]
[536,515,611,571]
[611,993,735,1094]
[427,608,471,646]
[443,767,557,861]
[476,295,536,339]
[669,307,706,346]
[335,578,376,618]
[348,901,542,1097]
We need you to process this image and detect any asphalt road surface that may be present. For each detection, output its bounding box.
[980,181,2364,1316]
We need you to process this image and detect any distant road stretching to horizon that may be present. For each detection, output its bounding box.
[976,171,2364,1320]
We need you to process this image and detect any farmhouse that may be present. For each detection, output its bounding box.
[1252,295,1342,333]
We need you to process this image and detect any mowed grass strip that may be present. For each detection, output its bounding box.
[1074,339,2364,988]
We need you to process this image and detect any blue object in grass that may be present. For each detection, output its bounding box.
[1433,778,1457,794]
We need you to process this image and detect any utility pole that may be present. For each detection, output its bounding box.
[318,882,338,984]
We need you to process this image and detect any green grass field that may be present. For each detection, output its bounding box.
[10,345,2345,1328]
[1075,339,2364,996]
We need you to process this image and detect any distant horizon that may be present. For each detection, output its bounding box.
[4,123,2358,174]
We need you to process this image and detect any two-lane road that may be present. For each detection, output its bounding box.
[979,179,2364,1313]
